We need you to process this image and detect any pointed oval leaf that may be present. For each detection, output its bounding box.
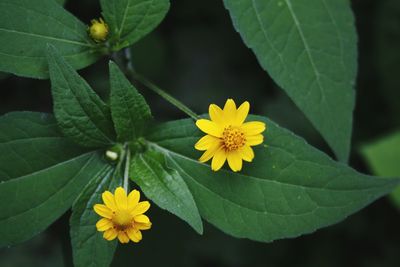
[131,150,203,234]
[0,112,110,247]
[47,45,116,148]
[224,0,357,162]
[109,61,152,142]
[146,116,399,242]
[70,167,120,267]
[100,0,170,49]
[0,0,100,78]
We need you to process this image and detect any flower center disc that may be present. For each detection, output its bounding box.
[222,126,246,151]
[112,210,133,230]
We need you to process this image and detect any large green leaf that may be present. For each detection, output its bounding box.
[223,0,357,162]
[70,166,120,267]
[0,112,110,247]
[0,112,89,181]
[131,150,203,234]
[109,61,152,142]
[361,131,400,208]
[146,116,399,242]
[0,0,100,78]
[47,45,116,148]
[100,0,170,49]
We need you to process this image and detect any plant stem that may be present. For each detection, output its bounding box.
[122,49,199,120]
[135,73,199,120]
[123,146,131,192]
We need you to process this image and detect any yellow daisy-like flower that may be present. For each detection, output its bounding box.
[93,187,151,244]
[88,18,109,42]
[195,99,266,172]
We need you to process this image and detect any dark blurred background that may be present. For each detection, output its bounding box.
[1,0,399,266]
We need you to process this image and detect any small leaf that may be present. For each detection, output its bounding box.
[146,116,399,242]
[131,150,203,234]
[361,131,400,208]
[0,112,110,247]
[109,61,152,142]
[100,0,170,49]
[223,0,357,162]
[47,45,116,148]
[0,0,100,78]
[70,168,121,267]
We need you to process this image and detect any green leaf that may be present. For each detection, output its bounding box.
[361,131,400,208]
[0,112,90,181]
[100,0,170,49]
[130,150,203,234]
[47,45,116,148]
[223,0,357,162]
[0,0,100,79]
[146,116,399,242]
[55,0,66,5]
[0,112,110,247]
[109,61,152,142]
[70,167,120,267]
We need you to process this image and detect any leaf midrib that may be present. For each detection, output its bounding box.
[283,0,325,103]
[149,141,393,193]
[0,152,101,222]
[1,151,97,183]
[0,28,92,47]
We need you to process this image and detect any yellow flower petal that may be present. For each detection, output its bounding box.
[196,119,223,137]
[223,99,237,124]
[199,142,221,163]
[211,147,227,171]
[114,187,128,210]
[209,104,225,125]
[96,218,113,232]
[235,101,250,125]
[128,189,140,207]
[240,145,254,162]
[94,204,113,219]
[246,134,264,146]
[195,135,221,151]
[242,121,266,135]
[103,228,118,241]
[135,222,152,230]
[135,214,150,224]
[117,232,130,243]
[102,191,117,211]
[227,151,243,172]
[127,228,142,243]
[131,201,150,216]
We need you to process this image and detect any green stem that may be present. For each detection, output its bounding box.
[123,147,131,192]
[122,49,199,120]
[134,73,199,120]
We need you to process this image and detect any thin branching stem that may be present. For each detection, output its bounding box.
[122,48,199,120]
[123,146,131,192]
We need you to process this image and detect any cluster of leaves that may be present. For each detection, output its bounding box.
[0,0,399,267]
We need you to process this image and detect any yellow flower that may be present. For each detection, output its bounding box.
[195,99,266,172]
[93,187,151,244]
[88,18,109,42]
